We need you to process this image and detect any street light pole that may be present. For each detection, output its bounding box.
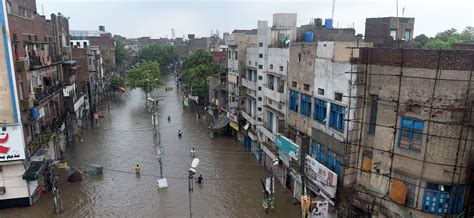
[188,158,200,218]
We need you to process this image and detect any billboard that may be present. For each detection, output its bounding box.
[0,1,26,161]
[275,133,299,161]
[305,155,337,201]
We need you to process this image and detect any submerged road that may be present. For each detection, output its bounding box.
[2,73,300,217]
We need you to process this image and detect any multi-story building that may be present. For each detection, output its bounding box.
[243,14,298,188]
[286,21,373,206]
[345,48,474,217]
[226,30,257,137]
[1,0,75,208]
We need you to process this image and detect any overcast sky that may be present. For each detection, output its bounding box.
[36,0,473,39]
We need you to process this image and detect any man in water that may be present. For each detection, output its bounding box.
[197,174,203,184]
[135,164,141,174]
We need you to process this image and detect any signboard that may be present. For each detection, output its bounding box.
[311,200,329,218]
[0,125,26,161]
[227,111,238,123]
[275,134,299,161]
[0,3,26,161]
[74,95,85,112]
[229,121,239,131]
[305,155,337,200]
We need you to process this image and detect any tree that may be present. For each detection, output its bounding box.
[181,49,219,98]
[414,34,429,47]
[138,44,178,70]
[127,61,163,100]
[420,27,472,49]
[115,40,129,67]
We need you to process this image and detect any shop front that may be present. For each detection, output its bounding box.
[275,134,301,198]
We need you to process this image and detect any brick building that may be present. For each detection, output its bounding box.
[344,48,474,217]
[364,17,415,47]
[1,0,76,208]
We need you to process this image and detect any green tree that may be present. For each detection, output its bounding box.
[127,61,163,100]
[422,27,472,49]
[182,49,219,98]
[414,34,429,47]
[115,40,129,67]
[138,44,178,70]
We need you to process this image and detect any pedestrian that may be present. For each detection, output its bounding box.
[197,174,203,184]
[135,164,141,174]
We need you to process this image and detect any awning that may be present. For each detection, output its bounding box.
[23,160,48,181]
[210,116,230,130]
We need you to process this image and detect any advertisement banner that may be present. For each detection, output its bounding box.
[227,111,238,123]
[311,200,329,218]
[275,133,299,161]
[0,3,26,161]
[305,155,337,200]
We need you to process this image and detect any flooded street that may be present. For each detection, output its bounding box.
[2,73,300,218]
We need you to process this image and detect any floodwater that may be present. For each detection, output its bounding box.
[2,73,300,217]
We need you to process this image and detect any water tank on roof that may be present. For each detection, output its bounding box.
[325,18,333,29]
[304,32,314,42]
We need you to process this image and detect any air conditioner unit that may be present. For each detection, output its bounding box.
[0,187,5,195]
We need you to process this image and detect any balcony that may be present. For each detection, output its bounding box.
[34,82,64,103]
[29,55,63,70]
[242,78,257,90]
[263,87,286,103]
[241,111,255,125]
[259,124,275,142]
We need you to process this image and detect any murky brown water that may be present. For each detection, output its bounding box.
[1,73,300,218]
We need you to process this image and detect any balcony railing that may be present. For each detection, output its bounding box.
[29,55,63,69]
[34,82,64,103]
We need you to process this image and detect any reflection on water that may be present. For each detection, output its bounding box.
[1,73,300,218]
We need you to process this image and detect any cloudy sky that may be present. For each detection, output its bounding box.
[36,0,473,39]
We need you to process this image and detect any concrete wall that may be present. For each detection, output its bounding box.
[355,48,474,216]
[296,25,356,42]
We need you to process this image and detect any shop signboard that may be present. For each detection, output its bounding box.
[305,155,337,201]
[311,200,329,218]
[275,133,299,161]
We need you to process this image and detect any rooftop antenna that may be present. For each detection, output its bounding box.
[331,0,335,21]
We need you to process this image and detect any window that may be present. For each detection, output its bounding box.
[292,81,297,88]
[258,65,263,69]
[259,53,263,58]
[330,103,345,132]
[368,95,378,135]
[257,117,262,122]
[318,88,324,95]
[270,64,273,69]
[258,76,262,80]
[398,117,424,152]
[258,97,262,101]
[83,42,88,48]
[279,66,284,71]
[335,92,343,101]
[304,84,310,91]
[313,98,327,124]
[268,74,274,90]
[298,53,301,62]
[390,29,397,39]
[289,90,299,112]
[423,183,464,215]
[258,86,262,91]
[268,111,273,131]
[310,143,325,163]
[259,42,263,47]
[76,42,80,47]
[404,30,412,41]
[235,51,238,60]
[394,172,417,207]
[248,60,251,65]
[258,107,262,111]
[300,94,311,117]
